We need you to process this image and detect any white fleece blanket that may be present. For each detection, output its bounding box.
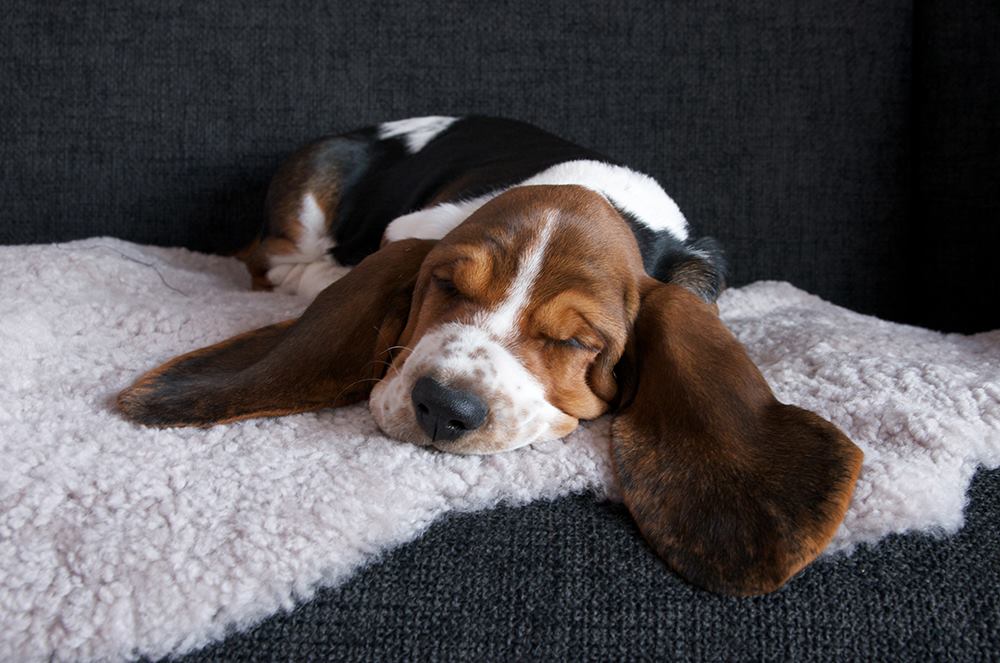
[1,239,998,661]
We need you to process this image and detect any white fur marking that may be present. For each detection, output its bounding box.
[383,160,688,244]
[383,195,493,242]
[479,212,556,340]
[266,193,349,298]
[520,161,688,240]
[378,116,458,153]
[293,193,329,259]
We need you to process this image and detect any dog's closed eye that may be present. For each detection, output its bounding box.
[432,274,460,297]
[547,337,594,352]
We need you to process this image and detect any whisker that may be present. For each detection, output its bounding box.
[384,345,415,354]
[361,358,395,373]
[332,377,384,403]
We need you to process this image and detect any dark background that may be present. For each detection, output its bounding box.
[3,1,995,332]
[4,2,998,660]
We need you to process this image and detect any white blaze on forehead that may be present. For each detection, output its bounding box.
[378,116,458,153]
[478,212,557,340]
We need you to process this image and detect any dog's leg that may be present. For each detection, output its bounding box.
[259,189,350,299]
[241,136,368,299]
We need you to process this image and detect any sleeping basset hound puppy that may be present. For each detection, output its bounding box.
[118,116,863,596]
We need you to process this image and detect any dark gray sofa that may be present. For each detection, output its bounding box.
[4,1,997,659]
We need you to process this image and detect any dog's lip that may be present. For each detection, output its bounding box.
[393,405,502,451]
[377,420,498,455]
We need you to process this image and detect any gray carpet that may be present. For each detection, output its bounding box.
[173,468,1000,661]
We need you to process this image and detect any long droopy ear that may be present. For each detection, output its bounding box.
[611,282,863,596]
[118,239,436,427]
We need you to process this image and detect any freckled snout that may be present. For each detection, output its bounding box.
[410,376,489,442]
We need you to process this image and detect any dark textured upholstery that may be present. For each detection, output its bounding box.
[4,1,997,660]
[913,1,999,332]
[9,0,995,331]
[176,469,1000,662]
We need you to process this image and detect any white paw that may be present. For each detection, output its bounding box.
[268,257,351,299]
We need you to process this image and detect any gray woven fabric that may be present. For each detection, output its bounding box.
[175,468,1000,661]
[913,1,1000,332]
[6,1,995,330]
[4,0,919,323]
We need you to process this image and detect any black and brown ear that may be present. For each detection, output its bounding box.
[647,235,726,303]
[117,239,436,427]
[611,282,863,596]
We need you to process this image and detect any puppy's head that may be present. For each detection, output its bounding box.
[370,185,642,454]
[119,184,861,596]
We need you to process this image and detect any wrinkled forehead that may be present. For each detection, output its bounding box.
[429,185,645,296]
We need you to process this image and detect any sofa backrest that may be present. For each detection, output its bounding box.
[2,1,994,331]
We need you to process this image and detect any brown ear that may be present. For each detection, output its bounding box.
[117,239,436,427]
[611,283,863,596]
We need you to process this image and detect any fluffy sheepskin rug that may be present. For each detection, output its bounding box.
[1,239,998,661]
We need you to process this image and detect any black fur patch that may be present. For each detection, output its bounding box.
[328,117,609,265]
[617,207,727,302]
[310,116,728,301]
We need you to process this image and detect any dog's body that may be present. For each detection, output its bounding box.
[119,116,863,596]
[242,116,723,302]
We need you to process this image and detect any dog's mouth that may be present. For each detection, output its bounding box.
[369,323,578,454]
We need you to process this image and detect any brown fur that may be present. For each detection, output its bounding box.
[381,186,641,423]
[611,282,863,596]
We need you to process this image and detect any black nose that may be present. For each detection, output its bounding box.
[411,376,488,442]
